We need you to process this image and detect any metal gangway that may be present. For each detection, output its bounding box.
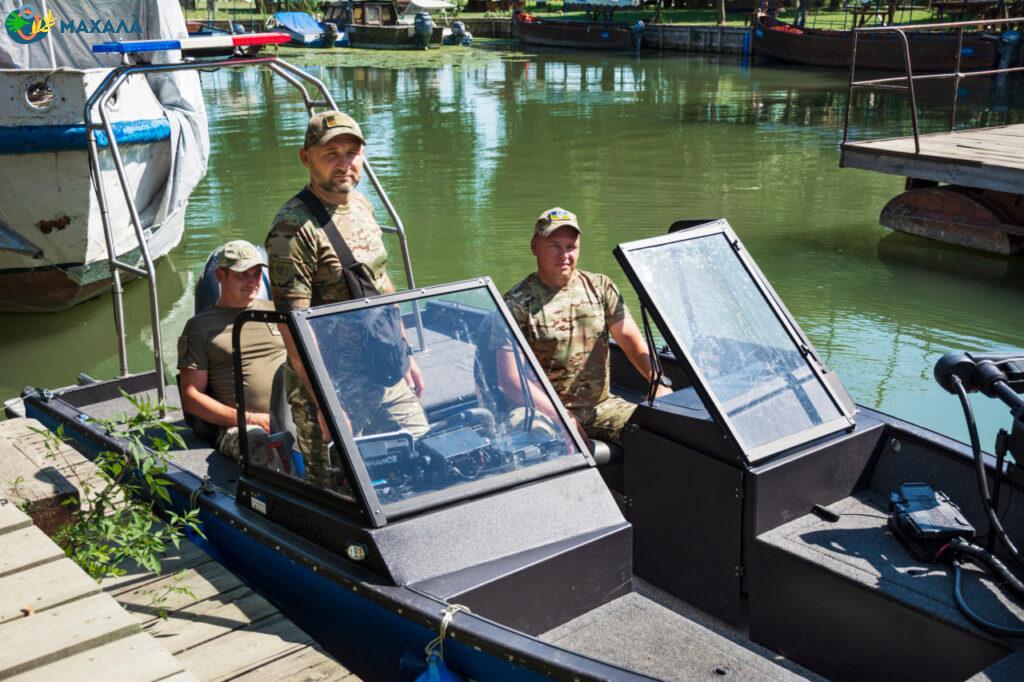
[85,36,425,408]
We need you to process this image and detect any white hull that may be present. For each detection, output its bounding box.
[0,69,198,311]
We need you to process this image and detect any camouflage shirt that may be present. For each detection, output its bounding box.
[503,270,629,412]
[265,187,392,311]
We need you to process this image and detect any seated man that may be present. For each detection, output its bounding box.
[177,240,286,461]
[500,208,670,447]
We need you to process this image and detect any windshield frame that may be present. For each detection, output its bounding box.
[294,277,594,525]
[614,220,855,464]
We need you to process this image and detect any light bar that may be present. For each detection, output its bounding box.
[93,32,291,56]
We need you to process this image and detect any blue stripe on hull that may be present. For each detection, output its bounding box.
[0,118,170,155]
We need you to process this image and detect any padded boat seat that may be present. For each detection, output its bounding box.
[591,439,622,466]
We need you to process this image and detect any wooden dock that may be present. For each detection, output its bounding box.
[840,124,1024,195]
[840,124,1024,253]
[0,417,360,682]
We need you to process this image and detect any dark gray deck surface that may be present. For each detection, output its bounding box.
[757,491,1024,646]
[541,579,821,681]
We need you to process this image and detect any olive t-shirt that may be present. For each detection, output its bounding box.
[176,299,286,414]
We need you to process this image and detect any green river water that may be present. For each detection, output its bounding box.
[2,44,1022,449]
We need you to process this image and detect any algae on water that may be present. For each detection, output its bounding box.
[273,41,526,69]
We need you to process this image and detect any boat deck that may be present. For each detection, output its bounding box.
[542,579,821,681]
[840,124,1024,195]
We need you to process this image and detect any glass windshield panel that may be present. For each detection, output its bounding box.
[627,233,843,454]
[306,287,584,508]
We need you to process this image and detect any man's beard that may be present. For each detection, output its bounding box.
[315,175,353,195]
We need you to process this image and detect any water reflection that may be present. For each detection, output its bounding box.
[0,50,1020,451]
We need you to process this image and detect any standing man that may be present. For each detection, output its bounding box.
[177,240,286,461]
[501,208,670,447]
[265,111,428,488]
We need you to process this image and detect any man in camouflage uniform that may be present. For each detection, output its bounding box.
[265,111,428,489]
[501,208,670,446]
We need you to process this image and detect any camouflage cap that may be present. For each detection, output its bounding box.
[534,207,581,238]
[304,110,365,149]
[216,240,265,272]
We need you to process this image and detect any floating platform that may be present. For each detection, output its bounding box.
[841,124,1024,253]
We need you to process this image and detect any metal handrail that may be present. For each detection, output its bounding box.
[84,52,424,408]
[841,16,1024,154]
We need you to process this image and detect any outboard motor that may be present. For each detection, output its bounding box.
[414,12,434,50]
[322,21,338,49]
[448,20,472,46]
[630,19,644,53]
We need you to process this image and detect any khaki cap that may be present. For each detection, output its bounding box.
[217,240,265,272]
[304,110,365,149]
[534,207,581,238]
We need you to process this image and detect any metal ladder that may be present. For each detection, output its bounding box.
[84,52,424,408]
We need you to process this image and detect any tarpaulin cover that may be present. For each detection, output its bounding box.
[0,0,209,238]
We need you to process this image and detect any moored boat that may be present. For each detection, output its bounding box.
[0,0,209,312]
[264,11,349,48]
[752,11,1001,71]
[512,9,644,51]
[322,0,471,50]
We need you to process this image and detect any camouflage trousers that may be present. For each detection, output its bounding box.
[571,395,638,446]
[285,364,429,489]
[217,426,271,465]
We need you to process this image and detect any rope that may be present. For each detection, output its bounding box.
[424,603,472,660]
[189,475,215,508]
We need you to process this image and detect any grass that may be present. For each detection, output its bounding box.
[184,2,945,31]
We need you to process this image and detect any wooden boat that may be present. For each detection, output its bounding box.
[512,11,643,50]
[752,12,1001,71]
[15,213,1024,680]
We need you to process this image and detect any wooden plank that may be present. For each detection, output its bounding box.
[175,614,313,682]
[7,632,191,682]
[0,434,78,534]
[0,592,140,678]
[0,555,101,624]
[0,525,63,578]
[141,587,281,655]
[0,500,33,535]
[114,561,245,623]
[102,538,214,595]
[840,146,1024,195]
[229,644,357,682]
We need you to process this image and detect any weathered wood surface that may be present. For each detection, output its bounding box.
[0,416,359,681]
[0,501,194,681]
[841,124,1024,195]
[103,538,360,681]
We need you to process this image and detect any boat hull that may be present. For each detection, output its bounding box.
[512,15,637,51]
[346,24,444,49]
[0,69,189,312]
[752,13,1000,71]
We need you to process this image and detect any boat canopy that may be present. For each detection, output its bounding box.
[250,278,591,524]
[269,11,324,35]
[405,0,456,10]
[614,220,855,464]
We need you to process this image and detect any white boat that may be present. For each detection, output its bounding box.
[0,0,208,312]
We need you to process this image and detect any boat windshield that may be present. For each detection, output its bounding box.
[616,222,852,462]
[302,281,588,517]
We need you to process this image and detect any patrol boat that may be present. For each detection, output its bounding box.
[11,40,1024,682]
